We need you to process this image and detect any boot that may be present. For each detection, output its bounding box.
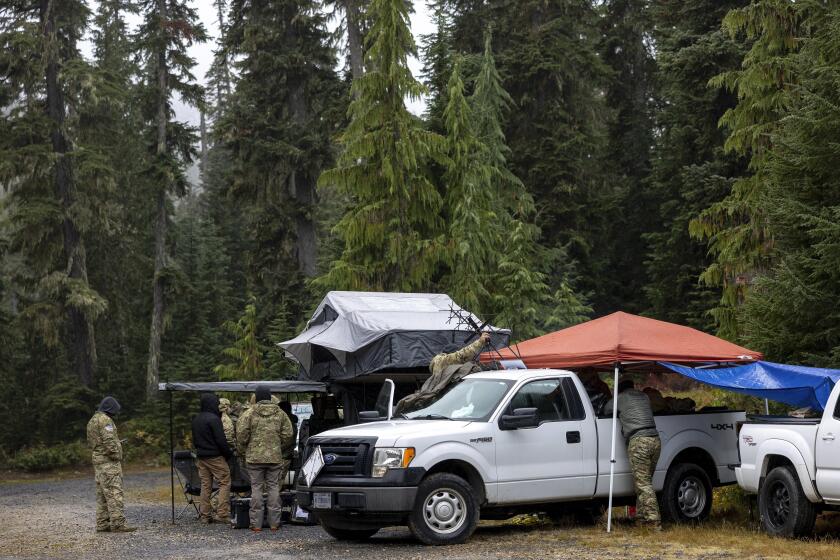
[112,526,138,533]
[96,527,111,533]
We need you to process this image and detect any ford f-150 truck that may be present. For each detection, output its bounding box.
[296,369,745,544]
[735,382,840,537]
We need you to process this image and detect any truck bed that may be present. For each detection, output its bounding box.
[743,415,821,425]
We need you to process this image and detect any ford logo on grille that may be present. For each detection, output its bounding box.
[324,453,338,465]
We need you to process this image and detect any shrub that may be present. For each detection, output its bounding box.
[8,441,90,472]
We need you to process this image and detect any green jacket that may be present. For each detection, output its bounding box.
[236,401,294,464]
[605,389,658,440]
[86,411,123,465]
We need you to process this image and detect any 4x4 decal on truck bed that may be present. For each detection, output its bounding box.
[711,423,734,431]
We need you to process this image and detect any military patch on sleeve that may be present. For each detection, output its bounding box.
[104,424,114,432]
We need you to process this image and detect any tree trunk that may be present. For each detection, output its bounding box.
[344,0,364,83]
[42,0,97,387]
[146,0,169,400]
[200,109,208,176]
[287,27,317,277]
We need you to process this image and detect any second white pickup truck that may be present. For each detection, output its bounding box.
[735,381,840,536]
[296,369,745,544]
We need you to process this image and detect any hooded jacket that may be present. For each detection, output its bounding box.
[236,399,293,464]
[191,393,233,459]
[87,397,123,465]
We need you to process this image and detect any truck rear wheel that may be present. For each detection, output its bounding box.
[660,462,713,523]
[319,523,379,541]
[408,473,479,545]
[759,465,816,538]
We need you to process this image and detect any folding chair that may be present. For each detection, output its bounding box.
[172,450,213,520]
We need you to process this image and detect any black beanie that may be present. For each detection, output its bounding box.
[255,386,271,403]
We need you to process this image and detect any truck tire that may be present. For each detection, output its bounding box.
[319,523,379,541]
[660,462,713,523]
[408,473,479,545]
[758,465,817,538]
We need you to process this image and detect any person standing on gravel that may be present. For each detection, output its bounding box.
[191,393,234,525]
[236,386,293,532]
[604,375,662,530]
[86,396,136,533]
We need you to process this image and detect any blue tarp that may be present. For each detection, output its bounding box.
[660,361,840,411]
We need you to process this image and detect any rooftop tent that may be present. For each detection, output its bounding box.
[484,311,762,369]
[280,291,511,381]
[661,361,840,411]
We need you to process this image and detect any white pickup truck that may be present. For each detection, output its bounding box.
[296,369,745,544]
[735,382,840,537]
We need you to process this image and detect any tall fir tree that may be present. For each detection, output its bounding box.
[596,0,657,315]
[0,1,109,387]
[643,0,748,331]
[690,0,803,338]
[319,0,446,291]
[736,3,840,365]
[137,0,206,399]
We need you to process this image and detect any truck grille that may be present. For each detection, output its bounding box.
[305,437,375,479]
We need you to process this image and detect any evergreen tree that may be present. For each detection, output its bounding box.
[319,0,446,291]
[691,0,804,338]
[0,0,108,387]
[596,0,657,314]
[136,0,206,399]
[441,59,494,313]
[643,0,748,331]
[469,32,554,339]
[737,3,840,366]
[214,298,263,380]
[420,1,453,132]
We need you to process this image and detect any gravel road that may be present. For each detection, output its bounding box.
[1,469,832,560]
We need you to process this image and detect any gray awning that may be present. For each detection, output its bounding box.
[158,380,327,393]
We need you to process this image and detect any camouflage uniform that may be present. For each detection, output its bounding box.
[628,435,662,523]
[606,384,662,525]
[86,405,127,532]
[236,395,294,529]
[429,337,486,376]
[218,398,236,450]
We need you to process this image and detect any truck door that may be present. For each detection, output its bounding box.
[816,387,840,502]
[494,377,598,504]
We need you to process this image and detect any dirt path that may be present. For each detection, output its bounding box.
[1,470,839,560]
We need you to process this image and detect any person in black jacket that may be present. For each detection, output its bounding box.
[191,393,233,525]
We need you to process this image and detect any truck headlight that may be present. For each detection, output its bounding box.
[371,447,415,477]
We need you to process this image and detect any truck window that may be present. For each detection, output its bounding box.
[506,379,569,423]
[835,393,840,420]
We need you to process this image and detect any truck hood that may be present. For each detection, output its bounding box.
[310,419,476,447]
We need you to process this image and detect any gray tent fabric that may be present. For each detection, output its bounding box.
[279,291,511,381]
[158,380,327,393]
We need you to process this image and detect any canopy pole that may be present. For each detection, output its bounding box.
[764,398,770,415]
[606,362,620,533]
[169,390,175,524]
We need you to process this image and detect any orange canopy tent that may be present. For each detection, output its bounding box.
[482,311,762,369]
[481,311,761,533]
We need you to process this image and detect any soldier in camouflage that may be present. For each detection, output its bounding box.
[429,332,490,376]
[236,386,294,532]
[86,396,136,533]
[605,375,662,530]
[218,398,236,450]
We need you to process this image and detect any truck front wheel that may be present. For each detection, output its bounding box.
[408,473,479,545]
[660,462,713,523]
[759,465,816,537]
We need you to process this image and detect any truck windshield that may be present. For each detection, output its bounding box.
[404,379,513,422]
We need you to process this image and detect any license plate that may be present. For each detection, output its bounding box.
[313,492,332,509]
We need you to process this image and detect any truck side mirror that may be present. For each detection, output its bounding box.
[358,411,381,423]
[499,407,539,430]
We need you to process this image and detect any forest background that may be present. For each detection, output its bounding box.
[2,0,839,469]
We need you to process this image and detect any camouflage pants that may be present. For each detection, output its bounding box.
[628,436,661,523]
[94,461,126,530]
